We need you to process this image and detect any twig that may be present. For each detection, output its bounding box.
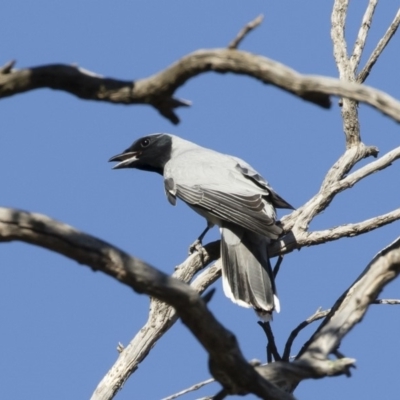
[373,298,400,305]
[0,59,15,74]
[257,322,281,362]
[358,8,400,83]
[282,308,330,361]
[337,145,400,191]
[305,207,400,245]
[274,206,400,257]
[350,0,378,73]
[161,378,215,400]
[228,14,264,50]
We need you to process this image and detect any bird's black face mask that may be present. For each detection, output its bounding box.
[109,133,172,175]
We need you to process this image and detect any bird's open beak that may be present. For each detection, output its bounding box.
[109,151,140,169]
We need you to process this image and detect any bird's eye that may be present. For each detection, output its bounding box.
[141,138,150,148]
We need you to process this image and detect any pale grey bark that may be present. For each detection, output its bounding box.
[350,0,378,73]
[358,7,400,83]
[2,49,400,125]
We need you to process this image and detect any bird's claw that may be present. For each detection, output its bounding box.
[189,239,202,254]
[188,239,208,262]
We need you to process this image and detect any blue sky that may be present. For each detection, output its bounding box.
[1,2,399,399]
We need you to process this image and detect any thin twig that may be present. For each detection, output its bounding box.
[350,0,378,73]
[228,14,264,49]
[282,309,330,361]
[161,378,215,400]
[257,322,281,362]
[357,7,400,83]
[0,60,15,74]
[337,145,400,191]
[305,207,400,246]
[373,298,400,305]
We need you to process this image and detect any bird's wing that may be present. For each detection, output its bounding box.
[175,183,282,239]
[233,158,295,210]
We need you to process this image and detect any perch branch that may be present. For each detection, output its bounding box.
[92,260,221,400]
[0,207,294,400]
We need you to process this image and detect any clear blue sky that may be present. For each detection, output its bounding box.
[1,2,399,399]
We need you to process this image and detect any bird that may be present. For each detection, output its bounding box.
[109,133,293,320]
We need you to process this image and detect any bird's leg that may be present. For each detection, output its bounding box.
[273,255,284,278]
[188,223,212,256]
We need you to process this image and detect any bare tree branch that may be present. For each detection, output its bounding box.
[228,14,264,49]
[161,378,215,400]
[269,144,400,256]
[331,0,350,79]
[358,7,400,83]
[373,298,400,305]
[306,207,400,244]
[92,260,221,400]
[3,203,384,398]
[254,235,400,393]
[298,236,400,360]
[2,49,400,125]
[282,309,330,362]
[273,207,400,256]
[338,145,400,189]
[0,207,295,400]
[350,0,378,73]
[257,322,282,363]
[331,0,362,148]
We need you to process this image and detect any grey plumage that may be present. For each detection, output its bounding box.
[109,133,293,320]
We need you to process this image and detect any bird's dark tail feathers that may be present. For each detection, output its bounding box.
[220,223,279,321]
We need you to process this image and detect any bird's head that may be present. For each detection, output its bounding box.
[109,133,172,175]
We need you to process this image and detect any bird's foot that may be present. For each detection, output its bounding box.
[189,239,202,254]
[188,239,208,262]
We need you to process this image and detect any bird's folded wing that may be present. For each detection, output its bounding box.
[234,161,294,210]
[176,184,282,239]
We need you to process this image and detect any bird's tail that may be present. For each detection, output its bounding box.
[220,223,279,321]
